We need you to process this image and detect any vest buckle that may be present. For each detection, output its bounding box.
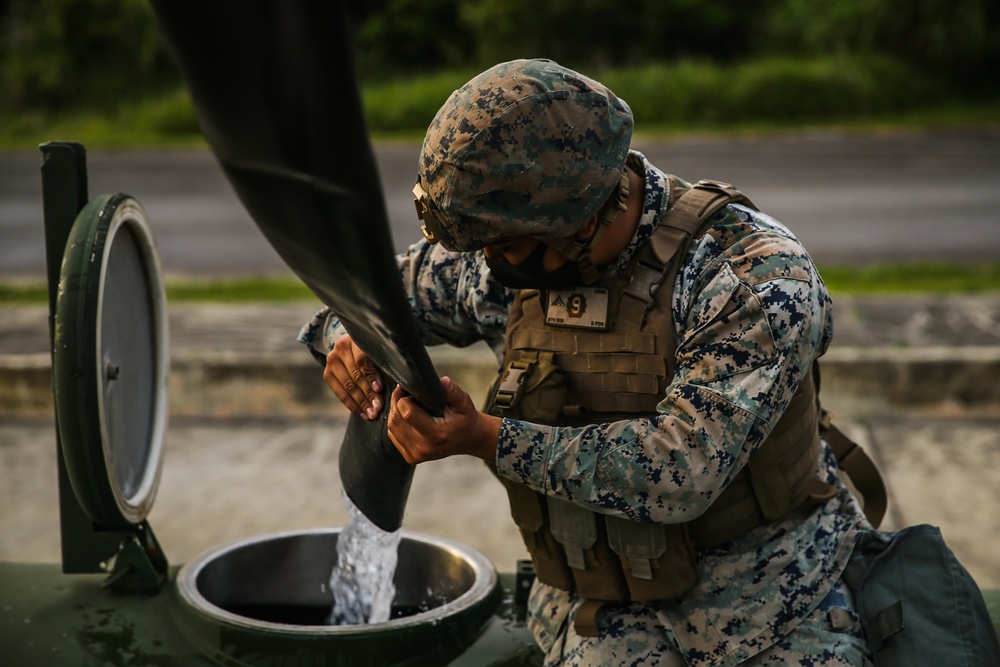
[493,360,533,412]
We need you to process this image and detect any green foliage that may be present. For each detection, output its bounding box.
[4,55,986,150]
[363,69,476,134]
[601,62,724,126]
[351,0,1000,91]
[351,0,473,77]
[127,88,200,136]
[362,56,953,136]
[765,0,1000,87]
[0,0,995,148]
[0,89,203,150]
[460,0,768,69]
[0,0,179,112]
[722,56,942,122]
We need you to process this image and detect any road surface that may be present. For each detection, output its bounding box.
[2,131,998,278]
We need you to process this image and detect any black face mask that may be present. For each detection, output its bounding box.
[485,242,582,290]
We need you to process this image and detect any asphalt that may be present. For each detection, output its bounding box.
[6,132,1000,275]
[1,295,998,590]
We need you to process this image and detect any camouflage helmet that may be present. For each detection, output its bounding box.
[413,59,634,252]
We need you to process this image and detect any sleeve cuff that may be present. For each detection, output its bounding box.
[297,307,347,362]
[494,418,555,493]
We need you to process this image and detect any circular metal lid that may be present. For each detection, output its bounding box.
[54,194,169,529]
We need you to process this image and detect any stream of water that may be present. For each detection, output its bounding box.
[327,490,402,625]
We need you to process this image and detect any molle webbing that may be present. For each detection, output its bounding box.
[511,292,666,415]
[511,320,657,354]
[490,179,881,618]
[494,179,754,425]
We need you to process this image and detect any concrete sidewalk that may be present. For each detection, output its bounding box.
[4,295,1000,418]
[1,295,998,589]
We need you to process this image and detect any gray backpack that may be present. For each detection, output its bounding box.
[844,525,1000,666]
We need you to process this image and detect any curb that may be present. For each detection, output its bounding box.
[4,346,1000,420]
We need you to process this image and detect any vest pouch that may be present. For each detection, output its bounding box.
[843,525,1000,666]
[547,497,629,601]
[499,478,575,590]
[514,352,568,424]
[606,516,698,601]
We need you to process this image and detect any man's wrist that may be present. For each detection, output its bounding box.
[474,413,502,462]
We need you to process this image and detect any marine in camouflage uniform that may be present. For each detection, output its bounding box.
[301,59,874,666]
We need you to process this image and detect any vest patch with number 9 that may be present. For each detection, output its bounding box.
[546,287,610,330]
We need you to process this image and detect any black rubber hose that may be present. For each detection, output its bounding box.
[148,0,445,414]
[338,379,414,533]
[148,0,443,530]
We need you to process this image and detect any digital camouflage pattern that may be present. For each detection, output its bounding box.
[527,577,870,666]
[299,151,873,666]
[416,59,633,252]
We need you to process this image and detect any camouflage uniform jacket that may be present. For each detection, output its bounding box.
[299,151,870,666]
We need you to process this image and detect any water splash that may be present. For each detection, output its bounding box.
[328,489,401,625]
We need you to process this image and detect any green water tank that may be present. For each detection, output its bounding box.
[9,141,544,666]
[0,534,543,666]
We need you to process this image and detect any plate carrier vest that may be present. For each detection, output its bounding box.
[484,178,887,632]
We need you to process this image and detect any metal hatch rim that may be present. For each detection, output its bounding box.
[174,528,500,636]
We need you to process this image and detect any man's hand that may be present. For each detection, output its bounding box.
[387,376,501,464]
[324,335,384,420]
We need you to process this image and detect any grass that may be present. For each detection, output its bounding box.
[0,276,316,305]
[1,58,996,302]
[2,263,999,305]
[0,89,205,151]
[165,277,316,302]
[2,56,998,151]
[819,262,1000,294]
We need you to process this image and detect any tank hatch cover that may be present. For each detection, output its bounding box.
[54,193,169,530]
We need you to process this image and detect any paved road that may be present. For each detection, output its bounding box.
[2,130,999,278]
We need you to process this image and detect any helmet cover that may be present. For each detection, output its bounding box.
[415,59,633,252]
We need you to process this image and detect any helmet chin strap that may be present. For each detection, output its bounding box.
[541,170,630,284]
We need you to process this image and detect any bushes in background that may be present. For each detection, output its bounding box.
[0,0,995,144]
[363,56,952,135]
[0,0,177,111]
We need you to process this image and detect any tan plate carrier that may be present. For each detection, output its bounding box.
[485,179,887,636]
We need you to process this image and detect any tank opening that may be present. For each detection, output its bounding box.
[183,530,496,629]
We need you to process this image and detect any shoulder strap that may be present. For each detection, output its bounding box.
[811,360,888,528]
[820,411,888,528]
[648,179,756,266]
[618,179,754,374]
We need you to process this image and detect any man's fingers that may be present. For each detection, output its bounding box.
[386,386,419,464]
[351,339,383,396]
[323,351,364,414]
[388,385,425,435]
[440,376,471,413]
[361,362,382,395]
[349,340,384,418]
[346,364,382,418]
[387,385,443,464]
[387,377,499,464]
[325,340,383,419]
